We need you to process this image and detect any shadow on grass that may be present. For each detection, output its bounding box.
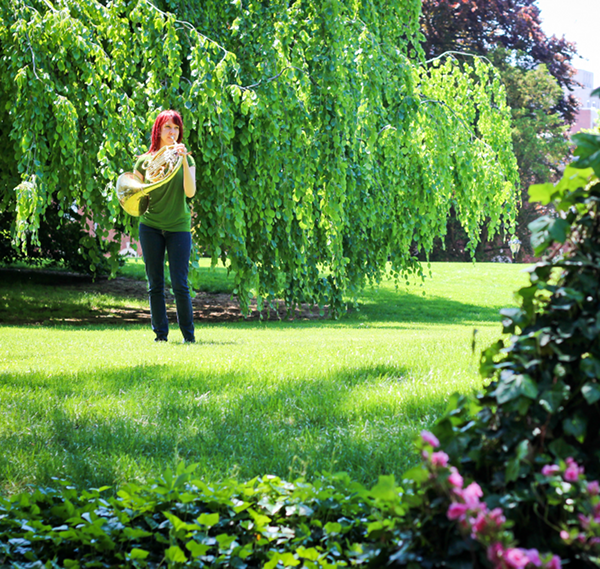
[345,286,507,326]
[0,266,510,327]
[0,360,453,492]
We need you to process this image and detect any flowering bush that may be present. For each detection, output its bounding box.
[420,431,561,569]
[391,132,600,567]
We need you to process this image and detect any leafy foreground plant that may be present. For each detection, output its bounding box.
[395,131,600,567]
[0,464,404,568]
[2,134,600,568]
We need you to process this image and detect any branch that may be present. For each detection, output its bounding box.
[378,124,397,136]
[25,31,42,81]
[235,65,317,91]
[424,50,493,67]
[142,0,231,58]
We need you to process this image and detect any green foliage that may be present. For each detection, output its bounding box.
[0,203,118,276]
[0,463,410,568]
[499,54,572,261]
[424,50,571,262]
[0,0,518,314]
[500,58,569,186]
[398,133,600,566]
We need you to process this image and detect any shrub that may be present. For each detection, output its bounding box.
[0,203,120,277]
[393,131,600,567]
[0,464,413,568]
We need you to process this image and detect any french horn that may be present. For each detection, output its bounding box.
[116,144,183,216]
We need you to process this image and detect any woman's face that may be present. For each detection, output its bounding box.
[159,120,180,147]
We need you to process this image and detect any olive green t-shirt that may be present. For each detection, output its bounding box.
[134,153,195,232]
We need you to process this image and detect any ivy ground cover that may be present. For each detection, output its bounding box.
[0,262,529,495]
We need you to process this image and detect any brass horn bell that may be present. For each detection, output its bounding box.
[116,145,183,217]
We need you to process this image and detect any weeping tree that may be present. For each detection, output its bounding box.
[0,0,518,314]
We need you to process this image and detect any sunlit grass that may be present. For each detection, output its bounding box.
[0,262,531,494]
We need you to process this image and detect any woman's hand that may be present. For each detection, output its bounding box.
[172,142,191,157]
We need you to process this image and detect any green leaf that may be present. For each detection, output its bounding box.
[248,509,271,529]
[186,540,210,557]
[515,439,529,460]
[581,358,600,380]
[296,546,320,561]
[493,374,538,404]
[548,218,570,242]
[324,522,342,534]
[197,512,219,527]
[370,475,398,501]
[582,382,600,404]
[164,511,188,532]
[128,548,150,560]
[216,532,237,550]
[572,133,600,176]
[505,457,519,483]
[528,182,555,205]
[563,414,587,443]
[539,390,565,413]
[278,552,300,567]
[401,466,429,483]
[165,545,187,563]
[548,438,578,459]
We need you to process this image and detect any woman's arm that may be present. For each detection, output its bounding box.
[182,155,196,198]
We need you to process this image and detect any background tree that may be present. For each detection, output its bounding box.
[420,0,577,261]
[0,0,518,313]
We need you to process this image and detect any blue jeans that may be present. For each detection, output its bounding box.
[139,223,195,342]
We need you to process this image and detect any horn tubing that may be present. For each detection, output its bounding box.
[115,145,183,217]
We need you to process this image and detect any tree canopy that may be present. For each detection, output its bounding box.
[1,0,518,314]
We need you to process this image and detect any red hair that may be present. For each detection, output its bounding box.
[148,110,184,153]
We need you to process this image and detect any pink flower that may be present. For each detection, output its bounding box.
[564,457,584,482]
[541,464,560,476]
[448,467,464,489]
[504,547,531,569]
[487,542,505,564]
[447,502,468,520]
[588,481,599,496]
[489,507,506,527]
[564,463,582,482]
[545,555,561,569]
[578,513,591,530]
[560,530,569,540]
[462,482,484,508]
[523,549,542,567]
[421,431,439,448]
[430,451,449,468]
[470,511,489,537]
[469,512,488,539]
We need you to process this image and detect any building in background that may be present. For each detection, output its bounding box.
[569,69,599,135]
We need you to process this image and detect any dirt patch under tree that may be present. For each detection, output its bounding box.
[0,268,328,324]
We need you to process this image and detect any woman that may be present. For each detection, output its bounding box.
[134,110,196,343]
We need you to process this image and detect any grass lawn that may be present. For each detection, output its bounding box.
[0,261,530,494]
